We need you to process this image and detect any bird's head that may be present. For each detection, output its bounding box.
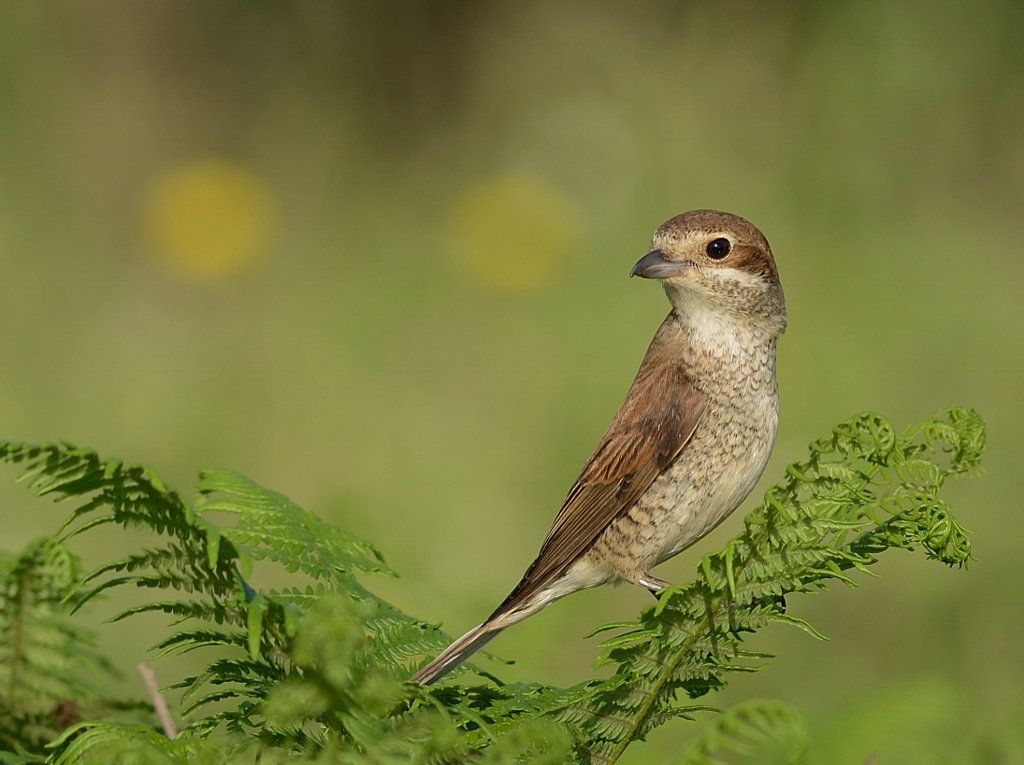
[631,210,787,338]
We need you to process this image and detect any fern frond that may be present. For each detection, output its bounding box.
[0,538,115,754]
[0,443,461,744]
[673,699,809,764]
[152,629,249,658]
[565,408,980,763]
[194,468,396,583]
[47,723,225,765]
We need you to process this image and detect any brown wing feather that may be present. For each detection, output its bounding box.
[491,315,706,618]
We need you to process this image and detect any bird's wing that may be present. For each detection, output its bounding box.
[491,316,706,618]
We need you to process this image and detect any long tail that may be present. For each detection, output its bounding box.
[411,621,503,685]
[413,557,581,684]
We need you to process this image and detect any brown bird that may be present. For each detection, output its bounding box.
[412,209,787,685]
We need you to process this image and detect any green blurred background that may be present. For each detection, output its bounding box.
[1,1,1021,762]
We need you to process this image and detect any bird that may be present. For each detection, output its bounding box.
[412,209,787,685]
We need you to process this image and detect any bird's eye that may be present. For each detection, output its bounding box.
[706,238,731,259]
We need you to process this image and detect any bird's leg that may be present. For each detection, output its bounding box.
[638,575,683,611]
[638,575,672,598]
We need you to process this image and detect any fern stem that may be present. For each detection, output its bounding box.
[601,502,785,765]
[601,597,727,763]
[6,562,30,705]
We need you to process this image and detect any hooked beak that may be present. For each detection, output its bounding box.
[629,249,689,279]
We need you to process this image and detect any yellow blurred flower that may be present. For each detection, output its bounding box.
[448,175,579,294]
[144,159,275,282]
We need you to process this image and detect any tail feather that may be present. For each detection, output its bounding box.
[412,622,503,685]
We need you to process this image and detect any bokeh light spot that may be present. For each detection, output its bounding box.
[448,175,579,294]
[144,159,275,281]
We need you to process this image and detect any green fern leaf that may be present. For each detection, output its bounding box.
[0,538,115,754]
[673,699,809,764]
[194,468,395,583]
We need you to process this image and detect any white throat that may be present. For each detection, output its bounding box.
[663,269,784,356]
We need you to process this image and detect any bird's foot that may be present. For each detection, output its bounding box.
[638,575,672,597]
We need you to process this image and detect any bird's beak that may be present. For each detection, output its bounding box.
[630,250,689,279]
